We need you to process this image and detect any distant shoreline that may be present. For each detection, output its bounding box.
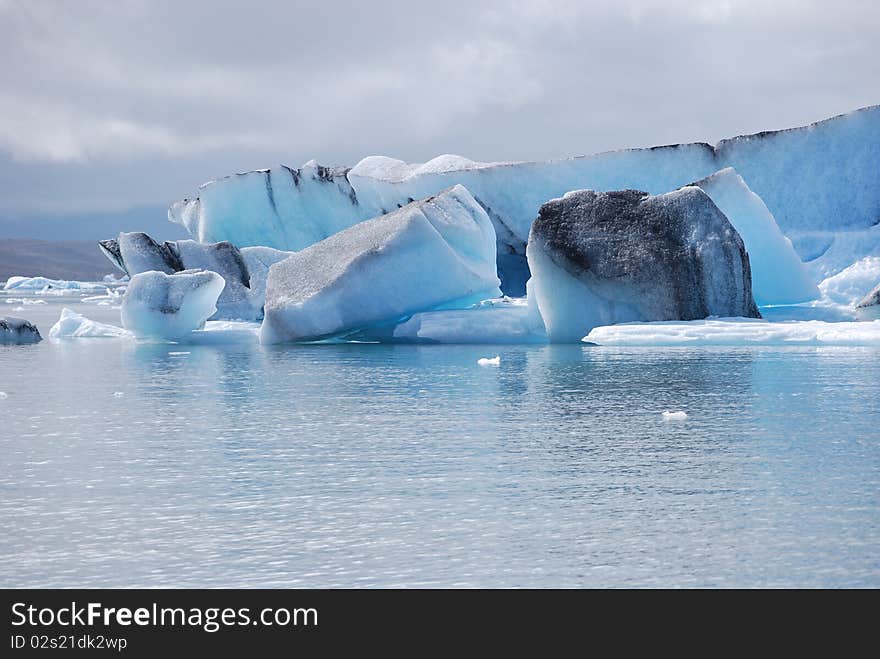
[0,238,115,282]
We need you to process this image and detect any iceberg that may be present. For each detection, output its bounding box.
[4,276,105,291]
[260,185,501,344]
[0,316,42,344]
[122,269,226,340]
[527,187,759,342]
[584,317,880,347]
[169,106,880,293]
[49,308,131,339]
[99,233,292,320]
[692,168,818,305]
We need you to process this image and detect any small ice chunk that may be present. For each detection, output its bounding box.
[0,316,42,344]
[662,411,688,421]
[0,392,8,399]
[113,391,125,398]
[49,308,130,339]
[477,355,501,366]
[122,269,225,340]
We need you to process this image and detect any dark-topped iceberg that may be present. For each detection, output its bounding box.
[527,187,760,342]
[0,316,42,344]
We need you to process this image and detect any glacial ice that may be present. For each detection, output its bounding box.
[584,318,880,346]
[477,356,501,366]
[390,298,547,344]
[527,187,759,342]
[816,257,880,307]
[103,232,181,275]
[692,168,818,305]
[100,233,291,320]
[173,240,256,319]
[755,256,880,322]
[169,106,880,293]
[122,270,226,340]
[4,276,105,291]
[239,245,296,317]
[189,320,261,344]
[49,308,131,339]
[0,316,42,344]
[662,411,688,421]
[80,287,124,306]
[795,225,880,282]
[715,106,880,243]
[260,185,501,344]
[857,283,880,320]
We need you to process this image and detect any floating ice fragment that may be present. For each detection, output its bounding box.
[49,308,130,339]
[0,392,7,399]
[168,351,190,356]
[662,411,688,421]
[4,276,105,291]
[113,392,125,398]
[1,316,42,344]
[477,355,501,366]
[584,318,880,346]
[122,269,225,340]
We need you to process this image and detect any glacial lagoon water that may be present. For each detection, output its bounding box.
[2,292,879,587]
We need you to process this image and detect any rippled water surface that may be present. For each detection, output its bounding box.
[2,295,879,587]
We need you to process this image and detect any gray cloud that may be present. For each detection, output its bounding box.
[0,0,878,232]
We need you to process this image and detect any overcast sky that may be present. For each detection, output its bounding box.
[1,0,878,237]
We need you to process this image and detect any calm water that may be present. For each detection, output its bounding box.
[2,294,879,587]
